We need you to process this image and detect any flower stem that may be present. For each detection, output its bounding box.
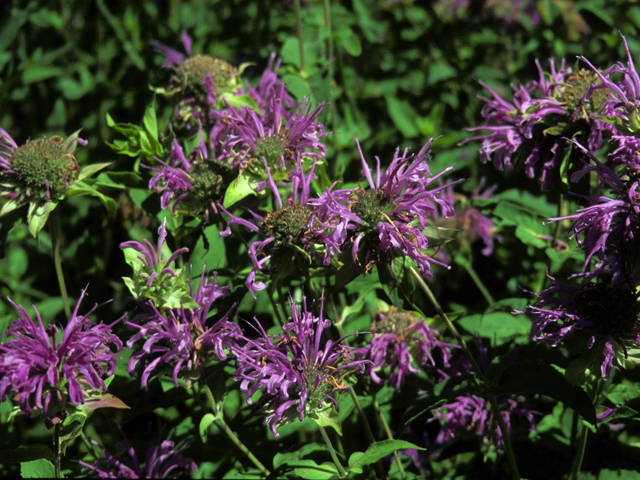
[569,377,599,480]
[49,212,71,321]
[371,393,404,474]
[347,388,388,480]
[293,0,306,75]
[319,425,347,478]
[54,423,61,478]
[203,383,270,477]
[409,266,520,480]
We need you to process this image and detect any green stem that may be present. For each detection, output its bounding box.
[458,258,495,306]
[49,212,71,321]
[347,388,387,479]
[371,393,404,474]
[203,384,270,477]
[54,423,61,478]
[293,0,306,75]
[268,284,286,328]
[569,377,599,480]
[319,425,347,478]
[322,0,339,149]
[409,266,520,480]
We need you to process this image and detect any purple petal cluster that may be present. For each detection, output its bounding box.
[0,287,122,427]
[312,140,463,278]
[127,270,241,388]
[356,307,455,389]
[80,425,197,478]
[233,295,368,437]
[548,141,639,281]
[147,128,233,220]
[465,59,613,190]
[214,84,327,176]
[220,158,342,297]
[522,274,640,379]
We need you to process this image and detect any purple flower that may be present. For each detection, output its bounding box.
[320,140,462,278]
[152,31,242,128]
[356,306,455,389]
[464,60,613,190]
[80,424,197,478]
[147,127,233,220]
[127,269,241,388]
[0,287,123,427]
[547,141,639,280]
[214,84,327,177]
[220,158,341,297]
[522,273,640,380]
[233,295,368,437]
[429,341,537,451]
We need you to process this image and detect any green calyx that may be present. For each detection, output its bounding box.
[178,160,234,218]
[254,133,290,167]
[556,69,607,120]
[349,188,397,230]
[174,55,238,99]
[373,307,416,336]
[573,283,640,340]
[262,203,312,246]
[9,137,79,201]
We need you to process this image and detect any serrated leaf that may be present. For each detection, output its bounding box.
[493,361,597,425]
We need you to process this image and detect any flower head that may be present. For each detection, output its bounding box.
[356,306,455,389]
[0,287,123,427]
[127,269,240,388]
[329,140,462,278]
[220,158,341,297]
[465,60,613,190]
[148,128,234,220]
[233,295,368,437]
[214,84,327,178]
[80,424,197,478]
[152,31,243,128]
[523,273,640,380]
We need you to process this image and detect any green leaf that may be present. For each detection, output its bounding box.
[142,98,159,142]
[0,445,53,463]
[93,171,144,189]
[273,443,328,469]
[493,361,597,425]
[385,96,419,138]
[20,459,56,478]
[308,406,342,436]
[348,440,425,474]
[77,162,112,183]
[335,26,362,56]
[457,312,531,344]
[27,201,57,238]
[80,393,130,412]
[220,92,260,112]
[65,184,117,218]
[59,412,87,454]
[274,459,338,480]
[199,413,219,443]
[378,257,413,307]
[189,224,226,275]
[223,174,257,208]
